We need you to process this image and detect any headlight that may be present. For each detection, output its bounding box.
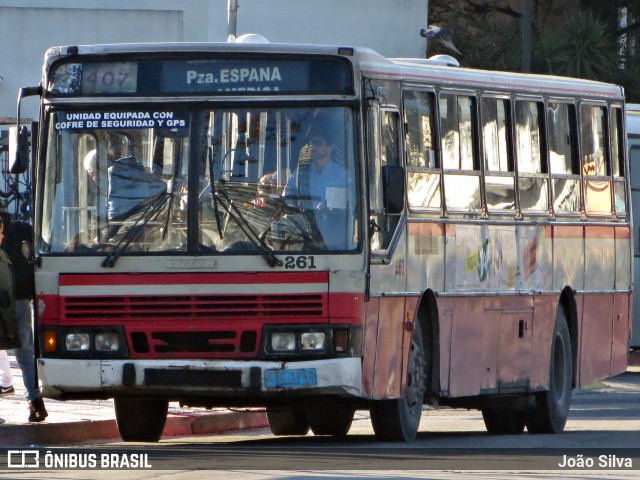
[300,332,326,351]
[66,333,90,351]
[271,332,296,351]
[264,326,359,356]
[95,332,120,352]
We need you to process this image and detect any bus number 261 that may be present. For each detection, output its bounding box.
[283,256,316,269]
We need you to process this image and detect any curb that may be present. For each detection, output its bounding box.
[0,411,269,446]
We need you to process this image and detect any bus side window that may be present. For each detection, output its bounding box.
[368,106,404,253]
[581,104,612,216]
[404,89,440,211]
[380,109,403,249]
[441,92,481,213]
[482,97,515,214]
[610,106,626,217]
[548,101,580,215]
[515,99,548,214]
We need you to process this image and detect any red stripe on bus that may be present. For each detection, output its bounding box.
[615,226,631,240]
[59,271,329,286]
[584,225,625,239]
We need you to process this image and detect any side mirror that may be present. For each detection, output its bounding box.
[9,125,29,174]
[10,85,42,175]
[382,165,405,214]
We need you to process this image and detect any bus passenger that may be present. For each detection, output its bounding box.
[107,152,166,220]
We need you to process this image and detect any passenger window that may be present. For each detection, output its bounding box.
[581,104,611,215]
[610,106,626,217]
[516,99,548,213]
[403,90,440,211]
[440,92,480,212]
[482,97,514,213]
[547,101,580,214]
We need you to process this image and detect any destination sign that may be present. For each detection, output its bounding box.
[165,60,305,93]
[48,56,353,97]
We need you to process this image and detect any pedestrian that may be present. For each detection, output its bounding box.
[0,209,47,422]
[0,350,13,394]
[0,213,21,425]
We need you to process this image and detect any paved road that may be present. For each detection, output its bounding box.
[3,370,640,479]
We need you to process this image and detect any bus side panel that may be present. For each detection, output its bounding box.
[371,297,405,398]
[401,296,420,395]
[446,296,490,397]
[585,226,616,291]
[579,293,615,387]
[494,295,533,390]
[530,295,555,390]
[552,225,585,292]
[361,297,381,398]
[406,222,446,293]
[438,303,453,396]
[613,225,632,376]
[612,292,632,376]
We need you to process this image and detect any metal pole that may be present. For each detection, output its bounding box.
[227,0,238,38]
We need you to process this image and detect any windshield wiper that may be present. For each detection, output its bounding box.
[215,188,282,268]
[101,191,170,268]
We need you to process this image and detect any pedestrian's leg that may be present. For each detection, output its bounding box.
[14,299,47,421]
[0,350,13,392]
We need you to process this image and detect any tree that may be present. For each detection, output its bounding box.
[428,0,640,101]
[532,11,618,80]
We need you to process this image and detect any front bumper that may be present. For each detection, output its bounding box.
[37,357,363,400]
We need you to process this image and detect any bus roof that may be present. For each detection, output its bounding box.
[43,41,624,101]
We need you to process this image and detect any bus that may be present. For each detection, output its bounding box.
[626,103,640,349]
[9,38,631,442]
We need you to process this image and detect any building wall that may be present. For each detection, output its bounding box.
[0,0,428,120]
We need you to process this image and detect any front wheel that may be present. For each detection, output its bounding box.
[370,321,427,442]
[306,398,355,437]
[527,307,573,434]
[114,397,168,442]
[266,406,310,436]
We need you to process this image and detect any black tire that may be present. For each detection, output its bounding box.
[370,321,427,442]
[482,407,526,434]
[114,397,168,442]
[307,398,355,437]
[527,307,573,434]
[267,406,310,436]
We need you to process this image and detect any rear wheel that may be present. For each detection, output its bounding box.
[370,321,427,442]
[482,406,526,434]
[266,406,310,436]
[527,307,573,434]
[307,398,354,437]
[114,397,168,442]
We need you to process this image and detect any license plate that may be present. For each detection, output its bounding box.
[264,368,317,388]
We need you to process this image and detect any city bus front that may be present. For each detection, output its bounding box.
[21,45,368,438]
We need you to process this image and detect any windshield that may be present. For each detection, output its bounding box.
[40,105,359,258]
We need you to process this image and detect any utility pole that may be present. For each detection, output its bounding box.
[522,0,533,72]
[227,0,239,39]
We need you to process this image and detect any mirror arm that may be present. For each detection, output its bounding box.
[16,86,42,126]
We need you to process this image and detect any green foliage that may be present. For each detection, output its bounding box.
[533,11,618,80]
[531,27,571,74]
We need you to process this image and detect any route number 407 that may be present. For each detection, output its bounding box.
[283,255,317,269]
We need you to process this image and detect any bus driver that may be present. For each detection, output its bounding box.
[280,122,352,250]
